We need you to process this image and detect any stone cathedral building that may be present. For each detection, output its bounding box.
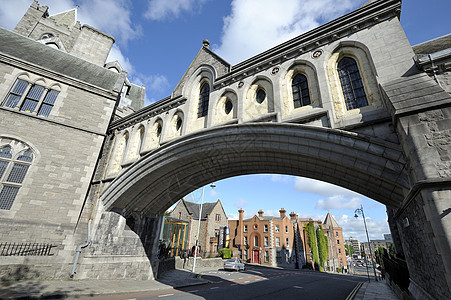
[0,1,450,299]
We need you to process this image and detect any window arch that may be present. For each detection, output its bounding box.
[108,133,128,175]
[292,73,311,108]
[0,146,33,210]
[337,57,368,110]
[197,82,210,118]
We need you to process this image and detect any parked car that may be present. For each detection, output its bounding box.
[224,258,245,271]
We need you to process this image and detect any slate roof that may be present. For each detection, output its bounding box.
[412,34,451,55]
[182,199,219,220]
[0,27,120,92]
[323,213,340,228]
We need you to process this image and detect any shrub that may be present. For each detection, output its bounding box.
[218,248,232,259]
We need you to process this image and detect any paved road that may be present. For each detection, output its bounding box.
[80,265,366,300]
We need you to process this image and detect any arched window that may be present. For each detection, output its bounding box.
[108,133,128,174]
[0,147,33,210]
[198,82,210,118]
[254,235,259,247]
[292,74,311,108]
[225,100,233,115]
[256,88,266,104]
[337,57,368,110]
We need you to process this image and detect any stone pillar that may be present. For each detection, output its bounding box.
[383,74,451,299]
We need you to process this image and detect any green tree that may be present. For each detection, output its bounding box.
[317,226,329,271]
[305,222,319,270]
[345,244,355,256]
[389,243,396,258]
[375,246,384,266]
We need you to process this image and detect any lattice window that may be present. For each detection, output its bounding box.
[337,57,368,110]
[292,73,311,108]
[2,79,28,108]
[37,90,59,117]
[0,147,33,210]
[2,79,59,117]
[197,82,210,118]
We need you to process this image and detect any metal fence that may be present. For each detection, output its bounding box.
[0,242,56,256]
[383,254,410,291]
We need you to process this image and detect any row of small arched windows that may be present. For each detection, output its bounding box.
[108,56,369,175]
[196,56,368,117]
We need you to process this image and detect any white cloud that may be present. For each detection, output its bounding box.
[270,174,293,183]
[77,0,142,46]
[336,214,390,242]
[144,0,209,21]
[0,0,39,30]
[234,198,247,208]
[294,177,363,199]
[316,195,362,210]
[214,0,362,64]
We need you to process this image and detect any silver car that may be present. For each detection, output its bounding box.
[223,258,245,271]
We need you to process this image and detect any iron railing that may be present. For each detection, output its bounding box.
[0,242,56,256]
[383,254,410,291]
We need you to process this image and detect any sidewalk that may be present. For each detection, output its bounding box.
[0,268,399,299]
[353,280,399,300]
[0,268,210,299]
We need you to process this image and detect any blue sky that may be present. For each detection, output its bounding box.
[1,0,450,242]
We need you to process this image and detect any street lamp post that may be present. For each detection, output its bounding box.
[192,183,215,274]
[355,204,378,282]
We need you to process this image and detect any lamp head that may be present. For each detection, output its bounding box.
[354,214,359,218]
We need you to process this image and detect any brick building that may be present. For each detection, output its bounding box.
[323,213,347,271]
[169,199,228,257]
[228,208,347,270]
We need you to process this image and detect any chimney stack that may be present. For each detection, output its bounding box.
[239,208,244,222]
[290,211,297,221]
[279,208,286,219]
[258,209,264,218]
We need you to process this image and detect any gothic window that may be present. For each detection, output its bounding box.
[292,73,311,108]
[256,88,266,104]
[2,79,60,117]
[197,82,210,118]
[176,117,182,131]
[0,146,33,210]
[109,133,128,174]
[225,100,233,115]
[337,57,368,110]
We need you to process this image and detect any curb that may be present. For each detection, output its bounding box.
[346,281,364,300]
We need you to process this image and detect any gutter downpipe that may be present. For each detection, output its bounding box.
[70,220,91,277]
[69,131,117,278]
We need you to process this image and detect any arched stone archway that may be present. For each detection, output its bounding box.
[101,123,408,215]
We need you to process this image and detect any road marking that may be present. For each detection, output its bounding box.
[189,290,198,293]
[158,294,174,297]
[293,286,304,289]
[230,283,238,286]
[210,287,219,290]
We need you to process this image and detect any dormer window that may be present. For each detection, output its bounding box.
[40,33,54,40]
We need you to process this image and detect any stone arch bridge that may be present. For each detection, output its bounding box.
[77,1,451,299]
